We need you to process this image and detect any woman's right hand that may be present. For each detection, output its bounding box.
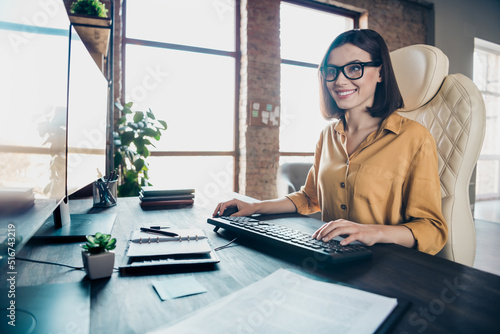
[212,199,259,218]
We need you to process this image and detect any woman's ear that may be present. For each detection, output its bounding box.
[377,66,383,83]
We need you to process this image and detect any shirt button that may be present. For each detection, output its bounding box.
[341,204,347,210]
[340,182,345,188]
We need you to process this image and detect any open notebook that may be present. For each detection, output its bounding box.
[120,228,219,274]
[126,229,212,257]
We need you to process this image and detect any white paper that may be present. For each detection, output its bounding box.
[148,268,398,334]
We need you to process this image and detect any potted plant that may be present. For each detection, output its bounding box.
[114,102,168,197]
[67,0,112,71]
[81,232,116,279]
[70,0,109,18]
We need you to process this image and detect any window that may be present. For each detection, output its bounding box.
[474,38,500,200]
[279,1,355,164]
[123,0,237,195]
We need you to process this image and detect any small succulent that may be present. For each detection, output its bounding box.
[82,232,116,254]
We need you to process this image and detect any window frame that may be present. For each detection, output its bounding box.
[121,0,241,191]
[279,0,359,159]
[474,39,500,200]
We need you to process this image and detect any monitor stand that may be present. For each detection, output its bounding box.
[33,199,116,241]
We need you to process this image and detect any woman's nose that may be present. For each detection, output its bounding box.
[335,70,349,84]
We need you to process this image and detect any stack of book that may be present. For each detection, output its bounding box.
[139,187,195,209]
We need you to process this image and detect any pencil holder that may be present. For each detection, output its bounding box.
[93,179,118,208]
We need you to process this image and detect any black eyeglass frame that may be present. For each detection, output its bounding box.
[321,61,382,82]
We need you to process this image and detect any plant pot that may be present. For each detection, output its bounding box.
[81,250,114,279]
[68,14,111,72]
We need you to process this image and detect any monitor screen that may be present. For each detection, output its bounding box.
[66,25,108,197]
[0,0,112,256]
[0,2,112,331]
[0,1,70,205]
[0,0,71,257]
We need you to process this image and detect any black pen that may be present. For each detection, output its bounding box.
[140,227,178,237]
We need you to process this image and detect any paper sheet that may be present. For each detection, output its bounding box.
[152,276,207,301]
[148,268,398,334]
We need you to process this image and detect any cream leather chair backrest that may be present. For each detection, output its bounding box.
[390,44,486,266]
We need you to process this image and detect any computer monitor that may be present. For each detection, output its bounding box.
[33,22,116,240]
[0,0,115,258]
[0,2,111,332]
[0,0,70,254]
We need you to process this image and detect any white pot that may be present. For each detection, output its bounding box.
[81,250,115,280]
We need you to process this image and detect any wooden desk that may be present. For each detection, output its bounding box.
[4,196,500,333]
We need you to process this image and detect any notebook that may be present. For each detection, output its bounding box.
[139,187,196,209]
[139,199,195,209]
[126,229,212,257]
[120,228,219,275]
[140,187,195,197]
[139,194,195,202]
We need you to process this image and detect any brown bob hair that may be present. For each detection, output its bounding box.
[318,29,403,119]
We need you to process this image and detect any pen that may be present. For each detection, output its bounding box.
[140,227,178,237]
[149,226,170,229]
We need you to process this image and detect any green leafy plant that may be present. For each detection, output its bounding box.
[70,0,108,18]
[114,102,167,197]
[81,232,116,254]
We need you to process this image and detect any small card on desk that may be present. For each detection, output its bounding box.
[152,276,207,301]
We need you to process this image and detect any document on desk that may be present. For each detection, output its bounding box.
[148,268,398,334]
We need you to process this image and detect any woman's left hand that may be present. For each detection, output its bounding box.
[312,219,384,246]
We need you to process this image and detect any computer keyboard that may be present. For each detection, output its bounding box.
[207,215,372,264]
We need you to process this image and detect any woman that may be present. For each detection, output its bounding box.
[213,29,447,255]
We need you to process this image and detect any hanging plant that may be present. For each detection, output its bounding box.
[70,0,109,18]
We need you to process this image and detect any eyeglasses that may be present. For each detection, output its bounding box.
[321,61,382,82]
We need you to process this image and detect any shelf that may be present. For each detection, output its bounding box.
[68,14,111,73]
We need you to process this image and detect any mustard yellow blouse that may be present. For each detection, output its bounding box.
[287,113,447,255]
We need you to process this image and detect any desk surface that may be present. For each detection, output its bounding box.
[4,195,500,333]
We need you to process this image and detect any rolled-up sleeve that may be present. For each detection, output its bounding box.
[286,170,320,215]
[401,133,448,255]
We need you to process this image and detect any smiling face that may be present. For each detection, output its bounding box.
[326,43,382,114]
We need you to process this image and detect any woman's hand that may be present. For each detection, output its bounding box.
[212,199,258,218]
[312,219,416,248]
[312,219,383,246]
[213,197,297,218]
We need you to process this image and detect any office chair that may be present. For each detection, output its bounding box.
[391,44,486,266]
[277,162,320,220]
[277,162,314,197]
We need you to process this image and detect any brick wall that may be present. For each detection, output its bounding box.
[239,0,282,199]
[237,0,430,199]
[330,0,431,50]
